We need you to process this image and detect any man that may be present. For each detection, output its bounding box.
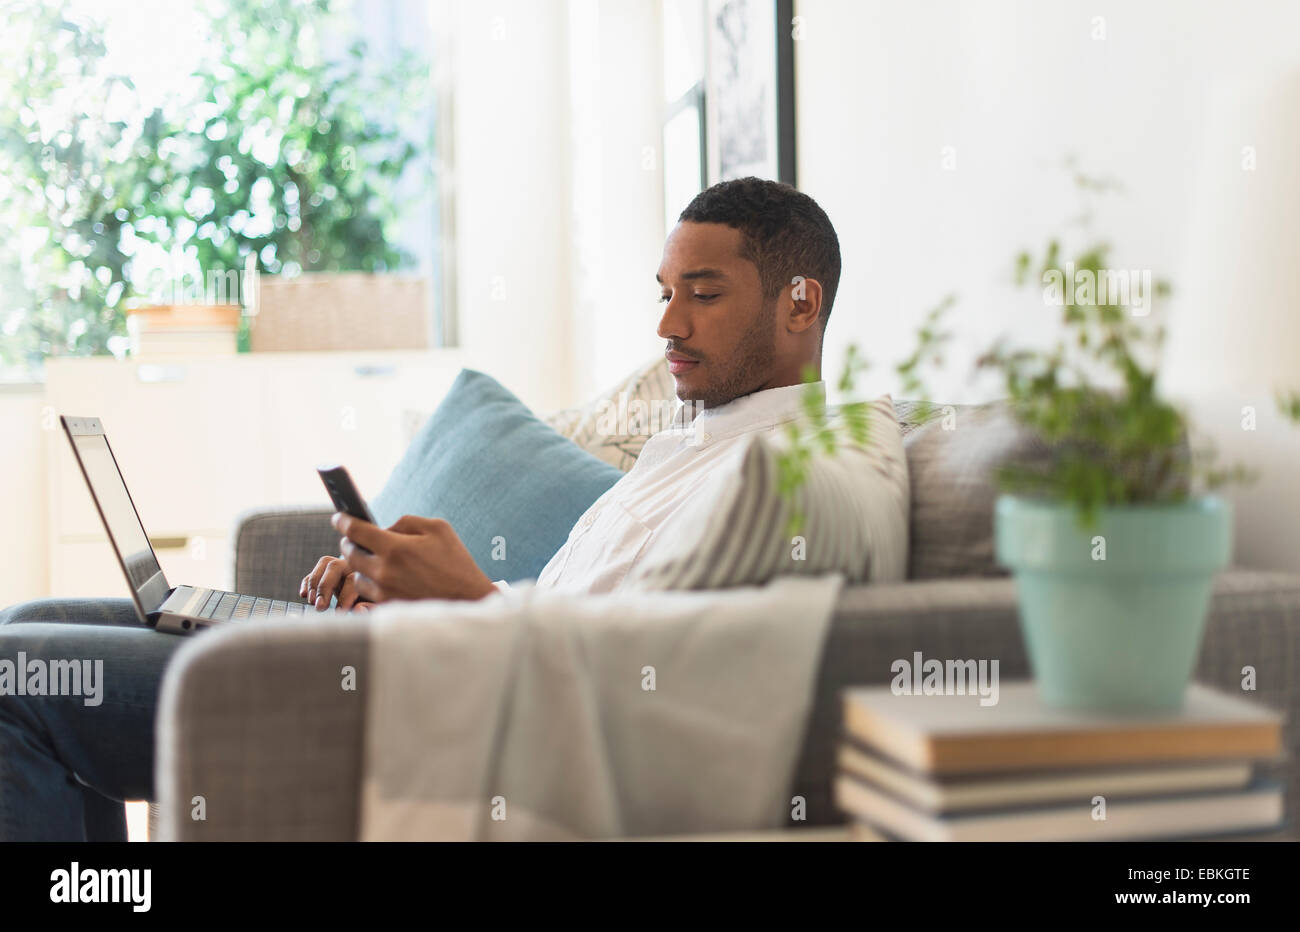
[0,177,841,841]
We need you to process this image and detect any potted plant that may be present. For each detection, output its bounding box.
[978,231,1233,712]
[972,160,1300,710]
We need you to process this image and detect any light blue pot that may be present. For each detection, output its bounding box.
[994,495,1232,712]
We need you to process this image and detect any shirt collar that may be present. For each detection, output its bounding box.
[669,380,827,440]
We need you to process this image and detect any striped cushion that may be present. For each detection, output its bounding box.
[626,397,910,590]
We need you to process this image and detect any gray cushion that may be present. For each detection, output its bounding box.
[902,402,1051,579]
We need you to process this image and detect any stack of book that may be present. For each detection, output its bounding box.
[835,682,1285,841]
[126,304,240,357]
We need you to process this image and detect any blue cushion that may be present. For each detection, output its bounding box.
[370,369,624,582]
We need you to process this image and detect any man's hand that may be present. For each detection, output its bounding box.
[300,556,373,611]
[333,512,497,603]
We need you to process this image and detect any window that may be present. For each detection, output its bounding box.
[0,0,447,380]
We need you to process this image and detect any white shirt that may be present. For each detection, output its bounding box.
[534,381,826,594]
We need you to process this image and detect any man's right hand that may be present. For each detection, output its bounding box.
[300,555,367,611]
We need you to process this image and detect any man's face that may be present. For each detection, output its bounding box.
[655,221,777,409]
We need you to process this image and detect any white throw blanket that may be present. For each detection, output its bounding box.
[359,575,844,841]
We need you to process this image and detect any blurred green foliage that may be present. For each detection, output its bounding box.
[0,0,431,373]
[978,233,1189,525]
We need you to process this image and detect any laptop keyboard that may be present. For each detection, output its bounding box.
[194,589,306,621]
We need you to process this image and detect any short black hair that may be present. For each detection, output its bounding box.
[678,177,841,328]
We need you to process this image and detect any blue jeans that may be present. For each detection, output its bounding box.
[0,598,185,841]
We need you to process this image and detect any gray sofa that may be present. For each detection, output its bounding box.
[152,409,1300,840]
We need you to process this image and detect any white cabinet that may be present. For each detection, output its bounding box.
[43,350,464,597]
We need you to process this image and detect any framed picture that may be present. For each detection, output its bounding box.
[660,0,795,230]
[705,0,795,186]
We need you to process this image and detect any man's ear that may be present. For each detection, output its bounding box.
[785,275,824,334]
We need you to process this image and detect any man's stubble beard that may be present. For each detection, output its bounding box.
[681,297,778,410]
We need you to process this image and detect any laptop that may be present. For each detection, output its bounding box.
[61,415,324,634]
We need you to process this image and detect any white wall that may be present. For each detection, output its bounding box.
[794,0,1300,403]
[1162,68,1300,572]
[443,0,668,411]
[442,0,576,412]
[567,0,668,402]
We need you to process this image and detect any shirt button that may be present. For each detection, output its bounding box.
[583,512,596,527]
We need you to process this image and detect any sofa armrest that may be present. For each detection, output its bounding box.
[231,505,338,601]
[155,617,371,841]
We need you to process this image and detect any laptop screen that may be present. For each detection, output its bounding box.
[70,432,164,596]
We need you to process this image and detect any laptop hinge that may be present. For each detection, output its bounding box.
[158,586,195,614]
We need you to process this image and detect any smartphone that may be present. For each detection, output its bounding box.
[317,465,377,553]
